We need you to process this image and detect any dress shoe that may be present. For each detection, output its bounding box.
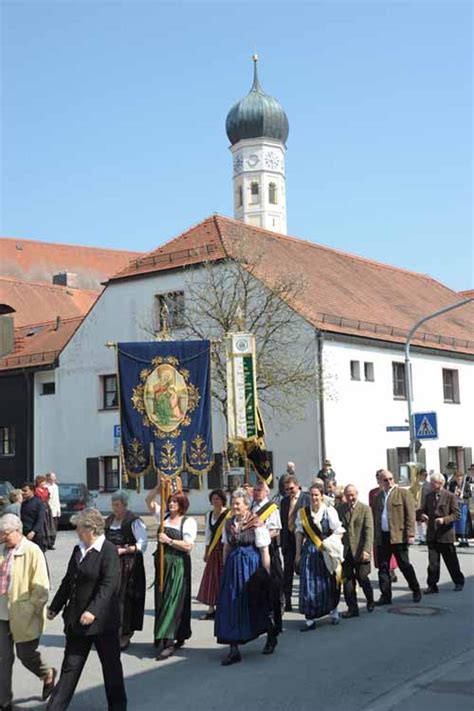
[341,610,359,619]
[221,650,241,666]
[331,616,339,625]
[375,597,392,606]
[1,704,13,711]
[458,541,469,548]
[42,667,57,700]
[262,634,278,655]
[454,584,464,592]
[389,572,398,583]
[199,611,215,620]
[284,602,293,612]
[423,587,438,594]
[366,601,375,613]
[156,645,175,661]
[412,590,422,603]
[300,621,316,632]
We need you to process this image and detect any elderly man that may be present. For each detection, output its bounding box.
[337,485,374,617]
[20,483,46,552]
[373,470,422,605]
[421,473,465,593]
[317,459,336,487]
[252,480,284,644]
[46,473,61,548]
[0,514,55,711]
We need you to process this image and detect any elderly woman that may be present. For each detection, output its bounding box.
[295,484,344,630]
[46,509,127,711]
[215,488,274,666]
[197,488,229,620]
[104,491,147,650]
[145,485,197,661]
[2,490,22,517]
[0,514,55,710]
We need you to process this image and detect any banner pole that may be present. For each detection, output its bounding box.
[159,476,166,592]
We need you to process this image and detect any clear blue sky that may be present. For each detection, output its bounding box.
[1,1,472,290]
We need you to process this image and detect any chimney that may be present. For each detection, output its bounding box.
[0,316,14,357]
[55,315,61,331]
[52,271,79,288]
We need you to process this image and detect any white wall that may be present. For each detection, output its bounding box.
[322,338,474,502]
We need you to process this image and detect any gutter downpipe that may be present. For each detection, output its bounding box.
[316,329,326,466]
[405,296,474,463]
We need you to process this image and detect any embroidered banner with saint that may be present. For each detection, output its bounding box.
[117,340,213,482]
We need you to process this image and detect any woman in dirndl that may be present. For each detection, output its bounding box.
[104,491,147,649]
[215,488,275,666]
[295,484,344,630]
[197,489,230,620]
[145,486,197,661]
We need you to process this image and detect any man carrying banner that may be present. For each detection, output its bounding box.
[252,480,284,645]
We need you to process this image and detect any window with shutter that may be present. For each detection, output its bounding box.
[207,453,223,490]
[86,458,100,489]
[386,449,398,480]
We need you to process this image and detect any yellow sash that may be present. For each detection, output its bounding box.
[300,507,342,585]
[207,509,231,557]
[257,502,278,524]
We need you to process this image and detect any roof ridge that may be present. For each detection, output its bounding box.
[0,275,100,294]
[214,214,447,285]
[143,215,218,259]
[0,236,143,256]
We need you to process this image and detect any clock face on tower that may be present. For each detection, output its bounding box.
[233,154,243,174]
[246,154,259,168]
[265,151,281,170]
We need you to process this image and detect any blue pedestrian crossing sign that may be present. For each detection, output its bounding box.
[414,412,438,440]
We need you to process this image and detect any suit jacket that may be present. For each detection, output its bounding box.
[373,486,416,545]
[49,538,121,636]
[421,489,460,544]
[280,490,310,551]
[337,501,374,561]
[20,496,45,546]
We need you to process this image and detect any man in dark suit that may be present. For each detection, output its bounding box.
[280,476,309,611]
[20,483,46,551]
[46,508,126,710]
[420,472,465,593]
[337,485,374,617]
[373,470,421,604]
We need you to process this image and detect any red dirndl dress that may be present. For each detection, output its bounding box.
[197,510,228,606]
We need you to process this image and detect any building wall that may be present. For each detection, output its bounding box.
[33,269,321,513]
[322,337,474,502]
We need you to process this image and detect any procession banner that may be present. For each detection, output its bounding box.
[118,340,213,485]
[226,333,258,441]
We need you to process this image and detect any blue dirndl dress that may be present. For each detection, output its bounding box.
[215,519,271,645]
[299,508,341,620]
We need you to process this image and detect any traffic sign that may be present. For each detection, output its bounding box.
[414,412,438,440]
[386,426,410,432]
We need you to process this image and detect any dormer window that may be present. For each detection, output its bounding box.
[269,182,278,204]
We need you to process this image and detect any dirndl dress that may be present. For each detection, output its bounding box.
[299,510,341,620]
[154,517,192,645]
[215,520,271,645]
[455,501,473,538]
[197,510,228,606]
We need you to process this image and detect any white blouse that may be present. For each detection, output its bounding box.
[295,504,344,535]
[154,512,198,544]
[251,498,282,531]
[204,511,228,546]
[108,518,148,552]
[222,521,271,548]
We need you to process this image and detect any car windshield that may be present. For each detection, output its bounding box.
[59,484,83,499]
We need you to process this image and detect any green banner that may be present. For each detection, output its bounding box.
[243,354,257,438]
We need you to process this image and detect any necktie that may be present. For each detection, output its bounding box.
[288,497,297,532]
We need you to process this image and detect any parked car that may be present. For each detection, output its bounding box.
[0,480,14,514]
[58,483,96,527]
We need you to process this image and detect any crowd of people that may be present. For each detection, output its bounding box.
[0,461,471,710]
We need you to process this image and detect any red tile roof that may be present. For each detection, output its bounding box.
[459,289,474,299]
[110,214,474,355]
[0,276,99,327]
[0,317,83,371]
[0,237,143,290]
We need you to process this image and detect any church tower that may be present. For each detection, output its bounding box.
[225,56,289,234]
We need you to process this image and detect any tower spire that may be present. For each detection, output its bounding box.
[251,53,262,92]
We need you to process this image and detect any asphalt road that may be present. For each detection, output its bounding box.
[11,531,474,711]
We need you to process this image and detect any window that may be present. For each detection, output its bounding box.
[392,362,406,399]
[237,185,243,207]
[364,362,374,381]
[104,456,119,491]
[250,181,260,204]
[41,382,55,395]
[442,368,460,403]
[154,291,185,332]
[350,360,360,380]
[102,375,118,409]
[268,182,278,204]
[0,426,15,456]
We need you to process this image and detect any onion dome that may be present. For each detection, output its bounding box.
[226,55,289,146]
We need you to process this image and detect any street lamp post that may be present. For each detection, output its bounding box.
[405,296,474,463]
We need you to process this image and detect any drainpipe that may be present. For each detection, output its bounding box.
[315,330,326,466]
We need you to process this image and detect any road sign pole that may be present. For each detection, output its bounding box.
[404,296,473,464]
